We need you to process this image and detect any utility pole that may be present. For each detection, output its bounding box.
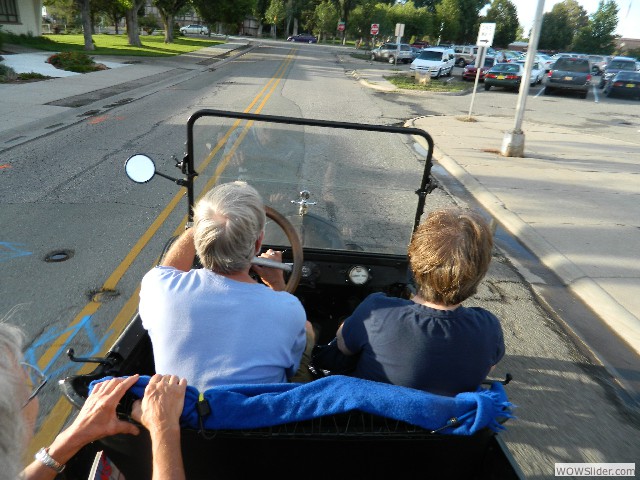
[501,0,545,157]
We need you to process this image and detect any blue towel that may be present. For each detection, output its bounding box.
[90,375,514,435]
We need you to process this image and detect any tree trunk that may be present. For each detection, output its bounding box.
[79,0,94,50]
[161,12,174,43]
[257,22,263,38]
[125,0,145,47]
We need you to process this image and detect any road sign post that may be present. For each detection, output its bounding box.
[468,23,496,120]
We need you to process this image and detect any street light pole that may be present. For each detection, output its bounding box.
[501,0,545,157]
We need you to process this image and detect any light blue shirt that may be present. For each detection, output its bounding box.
[139,266,307,392]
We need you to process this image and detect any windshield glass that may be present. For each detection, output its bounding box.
[418,51,443,61]
[608,60,635,70]
[188,112,432,256]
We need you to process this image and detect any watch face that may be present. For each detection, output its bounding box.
[348,265,370,285]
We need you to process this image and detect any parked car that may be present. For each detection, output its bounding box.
[519,52,554,72]
[462,56,496,82]
[410,46,422,61]
[411,40,430,49]
[544,56,591,98]
[484,62,525,92]
[410,46,456,78]
[602,70,640,99]
[513,60,544,85]
[500,50,522,63]
[588,54,610,75]
[180,24,209,35]
[286,33,318,43]
[370,43,413,64]
[453,45,478,67]
[598,56,637,88]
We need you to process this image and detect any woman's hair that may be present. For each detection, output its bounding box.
[193,181,266,273]
[0,320,26,480]
[408,207,493,306]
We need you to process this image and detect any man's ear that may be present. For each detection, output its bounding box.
[255,230,265,255]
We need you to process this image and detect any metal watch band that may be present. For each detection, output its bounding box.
[35,447,66,473]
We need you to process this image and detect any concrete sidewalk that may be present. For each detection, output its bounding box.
[0,42,252,140]
[2,44,640,362]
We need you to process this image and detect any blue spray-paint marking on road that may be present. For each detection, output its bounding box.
[24,315,112,380]
[0,242,32,262]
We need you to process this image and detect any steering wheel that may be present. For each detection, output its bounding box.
[264,206,303,293]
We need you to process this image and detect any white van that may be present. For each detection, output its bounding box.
[410,47,456,78]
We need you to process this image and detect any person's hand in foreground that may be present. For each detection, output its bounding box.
[131,374,188,480]
[23,375,141,480]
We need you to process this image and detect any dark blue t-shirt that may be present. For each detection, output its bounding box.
[341,293,505,396]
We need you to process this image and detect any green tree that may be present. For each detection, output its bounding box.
[483,0,518,48]
[555,0,589,41]
[265,0,287,37]
[435,0,461,44]
[314,0,339,41]
[154,0,190,43]
[91,0,128,34]
[539,9,572,51]
[125,0,146,47]
[572,0,618,54]
[458,0,490,44]
[192,0,256,34]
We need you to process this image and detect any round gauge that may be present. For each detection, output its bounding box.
[348,265,370,285]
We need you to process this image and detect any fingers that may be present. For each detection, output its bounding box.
[91,374,139,397]
[259,249,283,261]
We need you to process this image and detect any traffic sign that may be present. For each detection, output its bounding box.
[476,22,496,47]
[370,23,379,35]
[337,21,345,32]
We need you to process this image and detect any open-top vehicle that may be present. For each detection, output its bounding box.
[59,110,523,479]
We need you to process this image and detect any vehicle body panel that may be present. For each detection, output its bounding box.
[410,47,455,78]
[603,71,640,99]
[287,33,318,43]
[598,56,637,88]
[462,56,496,82]
[370,43,413,64]
[484,62,524,91]
[544,57,591,98]
[180,24,209,35]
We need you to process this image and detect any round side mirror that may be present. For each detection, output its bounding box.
[125,154,156,184]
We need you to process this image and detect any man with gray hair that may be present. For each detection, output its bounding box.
[139,181,313,392]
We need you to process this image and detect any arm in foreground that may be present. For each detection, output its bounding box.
[22,375,141,480]
[132,374,187,480]
[161,228,196,272]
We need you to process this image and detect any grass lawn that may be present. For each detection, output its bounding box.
[385,73,469,93]
[2,32,223,57]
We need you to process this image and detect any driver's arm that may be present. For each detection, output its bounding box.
[161,228,196,272]
[336,324,356,356]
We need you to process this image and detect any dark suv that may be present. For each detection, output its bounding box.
[544,57,591,98]
[598,56,637,89]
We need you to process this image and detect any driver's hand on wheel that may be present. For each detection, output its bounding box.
[252,249,286,291]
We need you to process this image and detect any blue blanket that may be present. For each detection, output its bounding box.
[91,375,514,435]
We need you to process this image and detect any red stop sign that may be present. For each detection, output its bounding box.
[338,22,345,32]
[370,24,379,35]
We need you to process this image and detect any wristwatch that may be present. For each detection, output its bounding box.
[35,447,66,473]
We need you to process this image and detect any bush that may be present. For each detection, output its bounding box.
[47,51,106,73]
[0,25,4,51]
[139,15,160,35]
[0,63,18,82]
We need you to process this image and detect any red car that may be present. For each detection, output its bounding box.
[462,56,496,82]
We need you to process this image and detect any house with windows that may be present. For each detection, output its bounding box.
[1,0,43,35]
